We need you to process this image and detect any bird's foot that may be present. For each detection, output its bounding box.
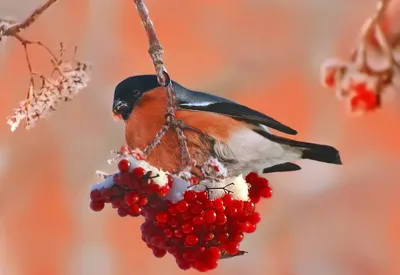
[172,118,215,144]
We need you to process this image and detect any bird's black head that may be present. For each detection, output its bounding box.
[113,74,161,121]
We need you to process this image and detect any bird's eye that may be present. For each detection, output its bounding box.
[133,90,141,97]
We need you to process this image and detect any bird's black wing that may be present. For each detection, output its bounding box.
[173,83,297,135]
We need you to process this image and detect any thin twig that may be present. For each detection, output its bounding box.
[13,34,59,63]
[348,0,399,100]
[21,44,36,100]
[351,0,388,67]
[133,0,193,169]
[3,0,59,36]
[204,182,235,198]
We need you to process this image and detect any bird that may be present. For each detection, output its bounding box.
[112,74,342,177]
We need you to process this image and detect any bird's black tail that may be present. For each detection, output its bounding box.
[254,130,342,165]
[301,144,342,164]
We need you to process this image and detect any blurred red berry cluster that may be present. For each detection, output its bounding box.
[320,60,384,113]
[90,155,272,272]
[320,2,400,114]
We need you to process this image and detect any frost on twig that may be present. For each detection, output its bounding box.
[320,0,400,114]
[1,0,91,131]
[0,20,17,43]
[6,52,91,131]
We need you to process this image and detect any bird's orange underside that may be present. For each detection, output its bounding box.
[125,87,244,172]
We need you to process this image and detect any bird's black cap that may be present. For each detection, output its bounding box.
[113,74,162,120]
[114,74,161,102]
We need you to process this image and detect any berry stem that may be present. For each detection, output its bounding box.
[188,182,235,197]
[206,183,235,195]
[133,0,193,170]
[220,250,248,260]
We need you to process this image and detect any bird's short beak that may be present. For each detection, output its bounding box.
[113,112,123,121]
[112,101,123,121]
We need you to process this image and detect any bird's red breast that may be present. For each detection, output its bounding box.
[125,87,244,173]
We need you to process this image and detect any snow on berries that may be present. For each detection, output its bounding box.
[320,3,400,114]
[89,149,273,272]
[90,156,172,217]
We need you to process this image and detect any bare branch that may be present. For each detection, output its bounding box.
[133,0,193,169]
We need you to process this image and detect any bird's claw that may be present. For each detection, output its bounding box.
[173,119,214,143]
[142,171,160,182]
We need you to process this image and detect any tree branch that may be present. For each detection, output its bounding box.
[3,0,58,36]
[133,0,193,169]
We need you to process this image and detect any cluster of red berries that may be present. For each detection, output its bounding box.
[143,190,263,272]
[348,82,380,112]
[90,159,273,272]
[90,159,172,217]
[246,172,273,202]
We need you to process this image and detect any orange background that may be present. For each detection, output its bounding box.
[0,1,400,275]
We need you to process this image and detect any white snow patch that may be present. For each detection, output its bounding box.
[164,176,191,203]
[127,157,168,187]
[90,175,114,192]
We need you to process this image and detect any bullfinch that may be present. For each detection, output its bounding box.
[112,74,342,176]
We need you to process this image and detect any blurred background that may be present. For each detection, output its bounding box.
[0,0,400,274]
